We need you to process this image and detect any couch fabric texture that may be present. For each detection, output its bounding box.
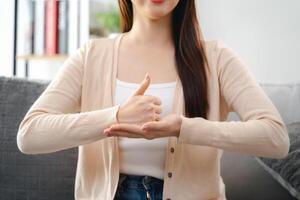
[0,76,77,200]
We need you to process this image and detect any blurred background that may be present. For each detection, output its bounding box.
[0,0,299,82]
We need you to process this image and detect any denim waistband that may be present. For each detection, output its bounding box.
[118,173,164,189]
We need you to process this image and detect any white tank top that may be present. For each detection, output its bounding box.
[114,78,177,180]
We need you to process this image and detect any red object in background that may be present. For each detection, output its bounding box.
[45,0,58,55]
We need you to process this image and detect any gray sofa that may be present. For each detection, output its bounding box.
[0,76,298,200]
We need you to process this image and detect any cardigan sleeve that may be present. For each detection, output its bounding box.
[177,40,290,159]
[17,40,120,155]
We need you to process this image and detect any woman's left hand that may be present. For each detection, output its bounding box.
[103,114,183,139]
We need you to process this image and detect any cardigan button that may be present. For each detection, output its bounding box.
[168,172,172,178]
[170,147,175,153]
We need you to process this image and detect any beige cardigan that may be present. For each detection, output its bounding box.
[17,33,290,200]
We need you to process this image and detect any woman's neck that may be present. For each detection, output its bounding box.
[125,8,173,48]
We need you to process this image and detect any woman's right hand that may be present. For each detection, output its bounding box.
[116,73,162,125]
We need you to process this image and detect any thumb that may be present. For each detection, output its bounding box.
[132,73,150,96]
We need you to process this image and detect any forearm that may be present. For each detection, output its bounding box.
[17,105,120,154]
[178,115,290,159]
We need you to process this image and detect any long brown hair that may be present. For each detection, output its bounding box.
[118,0,210,118]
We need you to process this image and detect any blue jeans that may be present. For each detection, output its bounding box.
[114,173,164,200]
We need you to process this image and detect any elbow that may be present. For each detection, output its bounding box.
[17,130,36,155]
[17,134,31,154]
[270,125,290,159]
[272,142,289,159]
[16,113,45,154]
[17,131,43,155]
[16,116,40,155]
[274,135,290,159]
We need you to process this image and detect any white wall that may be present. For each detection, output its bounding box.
[197,0,300,84]
[0,1,14,77]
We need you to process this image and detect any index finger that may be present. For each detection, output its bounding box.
[110,123,145,135]
[144,95,162,105]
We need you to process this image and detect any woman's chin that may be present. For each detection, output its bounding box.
[144,10,170,20]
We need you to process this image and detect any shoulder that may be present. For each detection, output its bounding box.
[203,39,238,58]
[83,36,116,54]
[70,36,115,58]
[203,39,244,72]
[65,36,117,72]
[73,36,117,68]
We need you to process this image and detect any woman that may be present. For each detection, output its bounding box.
[17,0,290,199]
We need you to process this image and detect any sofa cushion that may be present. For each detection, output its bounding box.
[256,122,300,200]
[0,76,77,200]
[259,84,300,124]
